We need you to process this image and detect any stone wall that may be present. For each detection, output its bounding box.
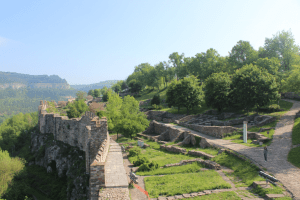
[160,145,187,154]
[188,150,215,159]
[183,124,238,138]
[38,100,110,199]
[163,158,221,170]
[282,92,300,100]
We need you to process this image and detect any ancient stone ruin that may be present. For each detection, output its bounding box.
[38,100,110,199]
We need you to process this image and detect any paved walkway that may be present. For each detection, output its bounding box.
[161,99,300,200]
[98,140,130,200]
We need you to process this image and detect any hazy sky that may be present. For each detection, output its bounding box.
[1,0,299,85]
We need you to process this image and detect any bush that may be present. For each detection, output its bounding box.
[129,147,141,157]
[152,104,163,110]
[134,156,150,167]
[137,161,159,172]
[151,94,161,105]
[268,104,280,111]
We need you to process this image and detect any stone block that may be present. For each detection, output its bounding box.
[203,190,211,194]
[166,197,175,200]
[158,197,168,200]
[182,194,191,198]
[190,192,198,197]
[200,138,211,148]
[265,194,285,199]
[174,195,184,199]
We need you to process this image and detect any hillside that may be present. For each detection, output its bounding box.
[0,71,70,89]
[70,80,119,92]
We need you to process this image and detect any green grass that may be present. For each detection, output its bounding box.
[185,191,241,200]
[251,184,284,197]
[175,145,219,156]
[292,117,300,145]
[212,152,265,187]
[129,146,199,167]
[144,171,232,198]
[287,146,300,168]
[160,103,211,115]
[135,86,168,101]
[135,162,204,176]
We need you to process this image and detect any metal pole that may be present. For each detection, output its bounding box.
[243,121,247,143]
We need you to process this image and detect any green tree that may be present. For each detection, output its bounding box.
[166,76,203,114]
[204,72,232,112]
[93,89,101,97]
[228,40,258,72]
[281,65,300,93]
[115,95,149,140]
[151,94,161,106]
[75,91,87,101]
[128,79,142,93]
[229,64,280,113]
[104,90,123,134]
[262,30,300,71]
[100,87,108,96]
[88,89,94,97]
[66,99,89,118]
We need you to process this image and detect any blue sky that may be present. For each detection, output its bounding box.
[1,0,299,85]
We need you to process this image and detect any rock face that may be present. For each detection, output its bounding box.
[31,131,89,200]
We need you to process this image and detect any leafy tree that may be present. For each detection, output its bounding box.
[166,76,203,114]
[262,30,300,71]
[151,94,161,106]
[128,79,142,93]
[75,91,87,101]
[102,91,109,102]
[93,89,101,97]
[88,89,94,97]
[281,65,300,93]
[104,90,123,133]
[121,81,128,90]
[100,87,108,96]
[115,95,149,140]
[204,72,232,112]
[229,64,280,113]
[254,57,280,76]
[228,40,258,72]
[112,84,121,93]
[66,99,89,118]
[189,48,227,81]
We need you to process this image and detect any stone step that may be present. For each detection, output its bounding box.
[265,194,285,199]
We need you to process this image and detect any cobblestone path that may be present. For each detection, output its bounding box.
[163,99,300,200]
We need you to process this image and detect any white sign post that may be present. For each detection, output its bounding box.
[243,121,247,143]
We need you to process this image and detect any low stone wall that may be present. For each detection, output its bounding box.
[282,92,300,100]
[255,115,276,127]
[163,158,221,170]
[160,145,187,154]
[90,162,105,198]
[183,124,238,138]
[188,150,215,159]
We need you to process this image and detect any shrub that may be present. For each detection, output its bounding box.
[129,147,141,157]
[152,104,163,110]
[268,104,280,112]
[134,156,150,167]
[151,94,161,105]
[137,161,159,172]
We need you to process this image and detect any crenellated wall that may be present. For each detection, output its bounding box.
[38,100,110,199]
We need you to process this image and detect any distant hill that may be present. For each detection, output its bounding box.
[70,80,119,92]
[0,71,70,89]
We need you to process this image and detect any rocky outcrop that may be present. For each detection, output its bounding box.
[30,131,88,200]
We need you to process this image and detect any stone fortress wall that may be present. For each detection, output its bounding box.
[38,100,110,198]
